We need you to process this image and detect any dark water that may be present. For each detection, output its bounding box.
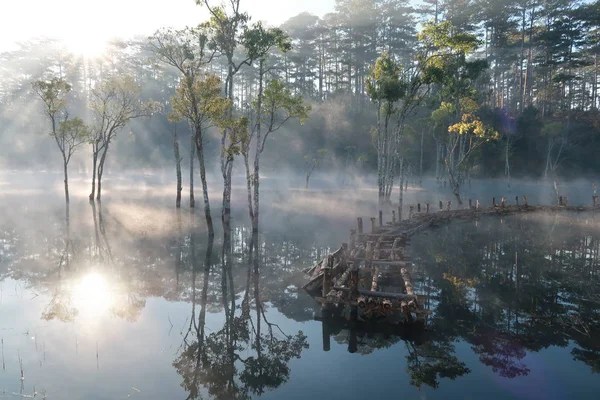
[0,175,599,399]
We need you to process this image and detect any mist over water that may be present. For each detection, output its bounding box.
[1,0,600,397]
[0,172,599,399]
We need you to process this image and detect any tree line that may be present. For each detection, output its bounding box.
[0,0,599,209]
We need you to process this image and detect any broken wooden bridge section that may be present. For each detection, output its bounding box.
[304,195,600,326]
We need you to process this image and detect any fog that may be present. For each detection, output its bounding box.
[1,0,600,399]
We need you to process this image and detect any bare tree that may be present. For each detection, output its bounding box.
[88,75,158,201]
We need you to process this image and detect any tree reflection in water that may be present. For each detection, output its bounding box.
[173,222,308,399]
[409,212,600,383]
[2,201,600,395]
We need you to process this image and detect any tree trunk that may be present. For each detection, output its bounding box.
[96,145,109,201]
[174,126,182,208]
[222,159,233,228]
[244,153,255,228]
[419,129,424,186]
[189,132,195,208]
[505,136,511,189]
[63,156,70,203]
[195,137,214,237]
[89,148,98,201]
[251,60,264,233]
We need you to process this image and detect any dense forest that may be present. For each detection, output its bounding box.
[1,0,600,202]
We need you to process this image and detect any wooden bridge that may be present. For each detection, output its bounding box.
[304,194,600,325]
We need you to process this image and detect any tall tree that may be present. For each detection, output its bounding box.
[149,26,217,210]
[244,79,310,231]
[88,75,158,201]
[32,78,89,203]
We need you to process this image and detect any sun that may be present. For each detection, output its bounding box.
[72,272,115,317]
[64,34,108,58]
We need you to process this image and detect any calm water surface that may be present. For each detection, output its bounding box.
[0,176,599,399]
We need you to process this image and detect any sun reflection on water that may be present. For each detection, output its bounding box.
[71,273,115,317]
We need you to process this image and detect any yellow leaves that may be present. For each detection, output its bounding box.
[442,273,477,289]
[433,97,498,141]
[448,115,498,140]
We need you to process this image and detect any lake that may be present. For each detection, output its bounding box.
[0,173,599,399]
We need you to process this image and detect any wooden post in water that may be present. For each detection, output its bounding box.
[371,266,380,292]
[439,201,443,211]
[594,183,598,206]
[365,241,374,269]
[516,196,519,206]
[409,206,414,218]
[348,328,358,354]
[379,210,383,227]
[357,217,363,234]
[426,203,430,213]
[370,217,376,233]
[417,203,421,213]
[398,205,402,221]
[469,199,472,208]
[392,210,396,223]
[501,197,506,208]
[322,318,331,351]
[350,265,359,300]
[447,200,451,211]
[559,196,563,206]
[493,197,496,207]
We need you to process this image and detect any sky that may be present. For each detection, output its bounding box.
[0,0,336,55]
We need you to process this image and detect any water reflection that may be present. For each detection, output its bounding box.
[408,212,600,383]
[173,227,308,399]
[1,200,600,398]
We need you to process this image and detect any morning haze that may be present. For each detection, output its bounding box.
[0,0,599,399]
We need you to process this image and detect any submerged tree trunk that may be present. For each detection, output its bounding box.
[244,154,255,228]
[398,157,405,220]
[252,154,260,232]
[96,144,109,201]
[63,156,70,203]
[222,159,234,230]
[190,132,195,208]
[195,137,214,237]
[89,147,98,201]
[505,136,511,189]
[447,167,463,206]
[173,126,182,208]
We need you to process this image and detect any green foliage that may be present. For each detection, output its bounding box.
[32,78,72,124]
[366,52,405,104]
[59,117,89,142]
[149,26,212,74]
[169,73,230,128]
[243,22,292,61]
[220,115,250,157]
[256,79,311,128]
